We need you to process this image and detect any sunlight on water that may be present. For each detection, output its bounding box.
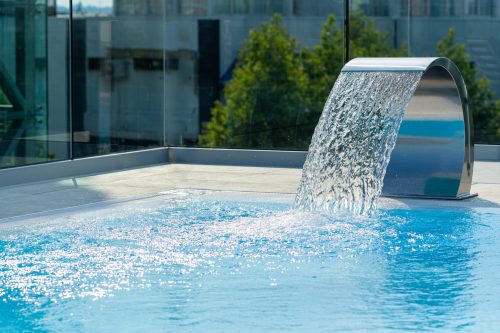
[295,71,423,215]
[0,194,500,332]
[0,194,499,332]
[0,202,379,304]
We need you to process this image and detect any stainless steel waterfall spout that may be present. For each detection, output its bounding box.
[342,57,475,199]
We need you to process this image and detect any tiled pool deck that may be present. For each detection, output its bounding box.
[0,161,499,220]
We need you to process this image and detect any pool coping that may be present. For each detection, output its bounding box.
[1,145,499,188]
[1,188,497,228]
[0,161,498,221]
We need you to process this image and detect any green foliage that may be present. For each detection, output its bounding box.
[301,15,343,122]
[199,13,499,148]
[199,12,403,149]
[437,28,500,142]
[301,10,405,130]
[350,8,405,58]
[198,101,228,147]
[199,15,308,148]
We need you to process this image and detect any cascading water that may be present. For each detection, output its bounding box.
[295,71,423,216]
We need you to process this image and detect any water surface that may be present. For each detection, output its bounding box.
[0,193,499,332]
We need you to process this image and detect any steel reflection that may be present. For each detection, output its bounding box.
[341,57,474,199]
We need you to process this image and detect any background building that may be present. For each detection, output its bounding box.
[1,0,499,168]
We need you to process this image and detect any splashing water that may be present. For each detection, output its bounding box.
[295,71,423,216]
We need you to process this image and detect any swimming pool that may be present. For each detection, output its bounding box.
[1,190,499,332]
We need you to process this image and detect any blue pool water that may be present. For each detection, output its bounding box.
[0,192,499,332]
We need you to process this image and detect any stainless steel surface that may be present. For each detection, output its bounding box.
[341,57,438,72]
[342,57,474,199]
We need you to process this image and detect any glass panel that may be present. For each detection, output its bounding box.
[0,0,55,168]
[72,0,164,158]
[407,0,500,144]
[352,0,500,144]
[180,0,208,16]
[115,0,163,16]
[213,0,249,15]
[349,0,408,60]
[171,0,345,150]
[47,0,71,163]
[165,0,178,16]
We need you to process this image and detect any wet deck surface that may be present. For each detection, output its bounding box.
[0,161,499,220]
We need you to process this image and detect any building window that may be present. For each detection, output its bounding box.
[180,0,208,16]
[213,0,249,15]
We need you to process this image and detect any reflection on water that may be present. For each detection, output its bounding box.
[378,210,479,330]
[0,196,498,332]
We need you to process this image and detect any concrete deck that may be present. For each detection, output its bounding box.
[0,161,499,220]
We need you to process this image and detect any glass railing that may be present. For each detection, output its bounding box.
[0,0,60,168]
[349,0,500,144]
[0,0,498,171]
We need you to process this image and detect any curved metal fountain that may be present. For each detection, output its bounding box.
[342,57,474,199]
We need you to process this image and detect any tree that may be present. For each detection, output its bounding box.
[199,11,405,148]
[300,15,343,126]
[200,12,500,148]
[301,10,405,131]
[197,101,229,147]
[437,28,500,143]
[198,15,309,148]
[349,8,405,58]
